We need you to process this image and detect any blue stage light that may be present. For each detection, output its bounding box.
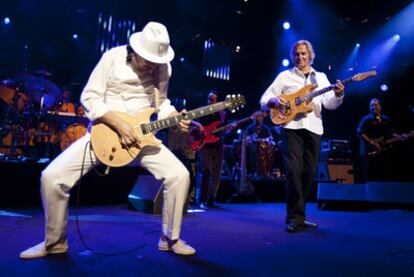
[380,84,388,91]
[283,21,290,30]
[3,17,10,25]
[72,34,79,39]
[180,57,185,62]
[393,34,400,42]
[356,43,360,48]
[282,59,290,67]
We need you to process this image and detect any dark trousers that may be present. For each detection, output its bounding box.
[280,129,321,224]
[199,142,224,203]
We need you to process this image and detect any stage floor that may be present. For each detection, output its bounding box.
[1,203,414,276]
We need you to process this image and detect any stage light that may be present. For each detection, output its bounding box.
[283,21,290,30]
[3,17,10,25]
[380,84,388,91]
[236,129,242,135]
[180,57,185,62]
[356,43,360,48]
[282,59,290,67]
[72,34,79,39]
[235,45,241,52]
[392,34,400,42]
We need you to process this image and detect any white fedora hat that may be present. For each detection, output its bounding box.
[129,22,175,64]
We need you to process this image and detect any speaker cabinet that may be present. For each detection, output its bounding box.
[128,175,163,214]
[318,162,354,184]
[327,164,354,184]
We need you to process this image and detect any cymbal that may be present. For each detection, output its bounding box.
[33,70,52,77]
[13,73,61,107]
[1,79,16,88]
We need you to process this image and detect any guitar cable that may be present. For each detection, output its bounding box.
[73,140,149,256]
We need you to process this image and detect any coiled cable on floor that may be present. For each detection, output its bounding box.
[74,141,148,256]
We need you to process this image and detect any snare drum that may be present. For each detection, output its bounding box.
[59,123,87,150]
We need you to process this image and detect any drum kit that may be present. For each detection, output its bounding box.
[0,71,88,160]
[224,134,284,180]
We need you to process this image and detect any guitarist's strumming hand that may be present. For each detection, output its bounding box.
[116,120,141,148]
[267,96,287,109]
[98,111,140,148]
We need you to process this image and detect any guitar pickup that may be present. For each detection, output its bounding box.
[140,124,150,135]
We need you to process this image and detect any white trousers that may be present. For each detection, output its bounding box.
[41,133,190,250]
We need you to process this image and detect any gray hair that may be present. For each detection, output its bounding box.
[290,40,315,65]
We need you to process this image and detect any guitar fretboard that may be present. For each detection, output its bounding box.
[140,102,228,134]
[299,77,354,104]
[211,117,252,134]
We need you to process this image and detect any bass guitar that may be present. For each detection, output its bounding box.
[91,95,246,167]
[270,71,377,126]
[190,111,267,151]
[367,130,414,156]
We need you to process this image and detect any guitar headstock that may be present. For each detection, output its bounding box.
[224,94,246,113]
[352,71,377,81]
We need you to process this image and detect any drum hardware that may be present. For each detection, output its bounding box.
[59,123,87,150]
[227,129,260,203]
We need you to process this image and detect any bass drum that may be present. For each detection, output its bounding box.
[60,123,87,150]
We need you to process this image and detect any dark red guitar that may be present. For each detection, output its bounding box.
[190,111,267,151]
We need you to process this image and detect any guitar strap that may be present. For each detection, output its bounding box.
[154,87,160,113]
[309,71,318,86]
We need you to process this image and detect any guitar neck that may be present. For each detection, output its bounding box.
[301,76,353,102]
[142,102,227,134]
[211,116,252,135]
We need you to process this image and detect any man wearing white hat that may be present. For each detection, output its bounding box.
[20,22,196,258]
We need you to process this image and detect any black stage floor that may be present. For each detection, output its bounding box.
[1,203,414,276]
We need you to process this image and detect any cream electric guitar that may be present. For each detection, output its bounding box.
[270,71,377,126]
[91,95,246,167]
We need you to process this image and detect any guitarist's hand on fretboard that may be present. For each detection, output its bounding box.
[334,79,345,97]
[173,109,192,133]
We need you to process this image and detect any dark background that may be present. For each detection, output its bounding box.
[1,0,413,141]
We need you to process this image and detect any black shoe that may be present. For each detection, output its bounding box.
[303,220,318,229]
[207,201,220,208]
[207,199,220,208]
[199,203,208,209]
[286,222,303,233]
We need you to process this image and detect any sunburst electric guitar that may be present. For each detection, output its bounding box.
[91,95,246,167]
[270,71,377,126]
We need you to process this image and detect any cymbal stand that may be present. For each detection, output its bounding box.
[227,129,260,203]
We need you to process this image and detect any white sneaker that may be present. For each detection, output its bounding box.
[19,241,68,259]
[158,238,196,255]
[158,238,169,251]
[170,239,196,255]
